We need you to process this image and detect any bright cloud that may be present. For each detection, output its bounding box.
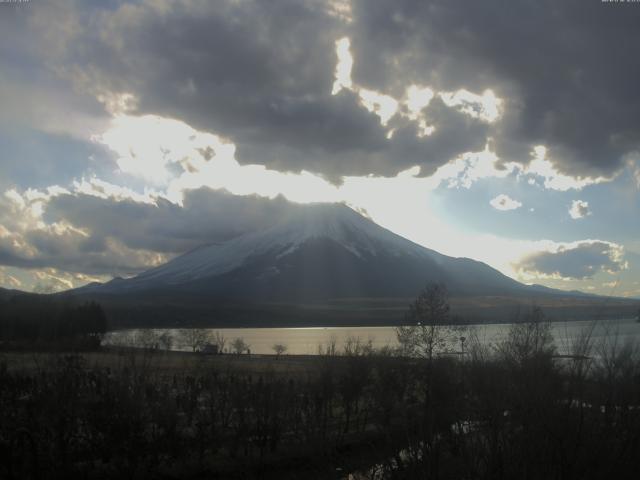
[331,37,353,95]
[329,37,498,135]
[32,111,632,297]
[73,177,158,204]
[404,85,436,137]
[432,146,516,189]
[569,200,591,219]
[94,114,342,206]
[93,112,525,210]
[523,146,611,191]
[92,114,232,185]
[406,85,435,116]
[439,89,502,123]
[490,194,522,211]
[358,88,399,126]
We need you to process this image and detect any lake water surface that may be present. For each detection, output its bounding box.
[104,317,640,355]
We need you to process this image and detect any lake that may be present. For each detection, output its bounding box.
[103,317,640,355]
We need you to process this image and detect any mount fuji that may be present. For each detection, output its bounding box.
[82,203,532,300]
[66,203,638,327]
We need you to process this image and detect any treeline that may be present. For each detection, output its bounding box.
[0,295,107,348]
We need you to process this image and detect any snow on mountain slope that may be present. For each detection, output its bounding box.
[125,204,442,286]
[83,203,526,299]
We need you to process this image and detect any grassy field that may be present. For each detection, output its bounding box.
[2,348,317,373]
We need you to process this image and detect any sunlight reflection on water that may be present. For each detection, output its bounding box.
[103,318,640,355]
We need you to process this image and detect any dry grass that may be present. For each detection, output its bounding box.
[1,347,325,377]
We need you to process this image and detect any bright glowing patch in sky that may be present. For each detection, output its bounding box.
[93,114,341,206]
[432,146,515,189]
[523,146,610,191]
[331,37,353,95]
[569,200,591,219]
[329,39,504,135]
[439,89,502,122]
[73,177,157,204]
[357,88,399,126]
[4,80,635,295]
[93,114,231,185]
[406,85,435,115]
[404,85,436,136]
[490,194,522,211]
[168,158,341,205]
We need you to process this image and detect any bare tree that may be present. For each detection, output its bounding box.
[212,331,227,353]
[272,343,287,358]
[136,329,160,350]
[231,337,249,355]
[497,306,555,365]
[318,334,338,356]
[343,336,374,356]
[179,328,210,353]
[396,283,461,361]
[158,331,173,351]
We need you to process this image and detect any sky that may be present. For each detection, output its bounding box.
[0,0,639,297]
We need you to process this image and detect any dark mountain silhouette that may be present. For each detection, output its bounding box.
[78,203,536,300]
[51,204,637,327]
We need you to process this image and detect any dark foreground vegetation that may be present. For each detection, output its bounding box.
[2,284,640,479]
[1,320,640,479]
[0,295,107,350]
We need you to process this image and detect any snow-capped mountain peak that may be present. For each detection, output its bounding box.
[128,203,435,287]
[84,203,525,300]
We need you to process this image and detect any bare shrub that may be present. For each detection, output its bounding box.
[497,305,555,365]
[272,343,287,358]
[179,328,210,352]
[231,337,249,355]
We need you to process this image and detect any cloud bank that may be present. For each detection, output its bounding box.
[4,0,639,183]
[516,241,627,280]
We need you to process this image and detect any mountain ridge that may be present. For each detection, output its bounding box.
[78,203,546,300]
[3,201,637,328]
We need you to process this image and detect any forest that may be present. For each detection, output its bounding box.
[0,295,108,349]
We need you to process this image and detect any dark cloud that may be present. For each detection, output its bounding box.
[237,93,489,178]
[516,241,626,280]
[0,233,157,277]
[0,187,302,276]
[5,0,640,181]
[45,188,300,255]
[7,0,492,179]
[349,0,640,177]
